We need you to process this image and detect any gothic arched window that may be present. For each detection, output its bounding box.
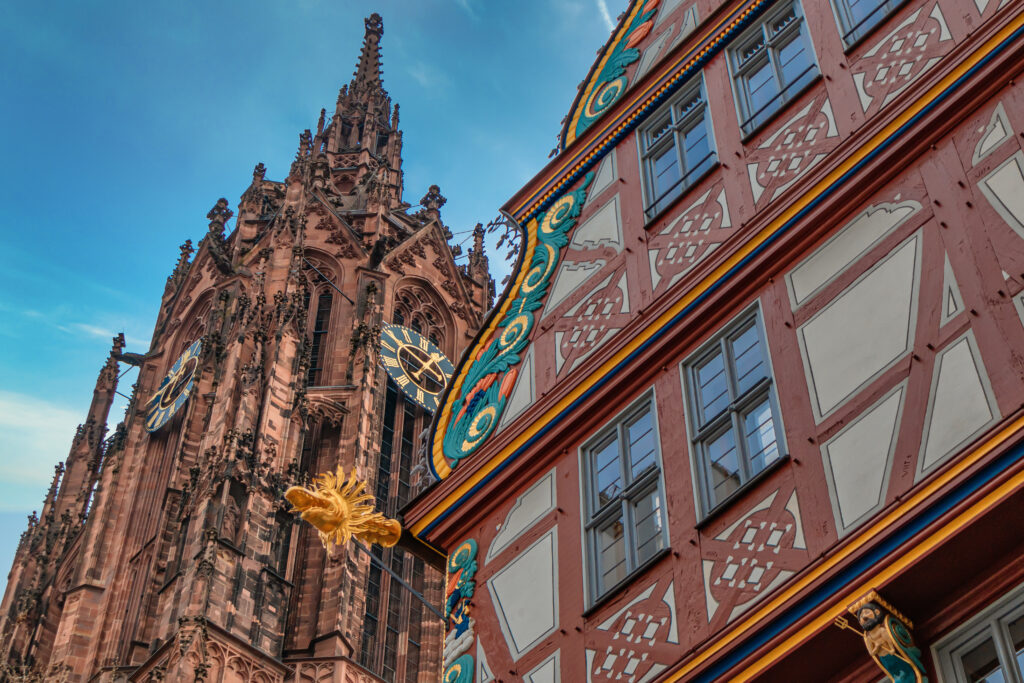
[307,291,333,385]
[391,284,449,354]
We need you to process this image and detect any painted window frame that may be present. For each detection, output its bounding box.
[637,73,718,221]
[581,390,669,605]
[681,304,788,518]
[830,0,906,48]
[728,0,819,137]
[933,581,1024,683]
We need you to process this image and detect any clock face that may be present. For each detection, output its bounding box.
[145,339,203,433]
[379,324,454,412]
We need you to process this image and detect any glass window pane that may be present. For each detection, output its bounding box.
[632,489,665,565]
[1007,613,1024,674]
[731,324,767,394]
[592,437,623,509]
[651,145,682,208]
[744,59,778,122]
[683,118,711,176]
[959,636,1007,683]
[707,428,740,505]
[596,516,627,591]
[743,398,780,475]
[844,0,893,43]
[776,32,811,89]
[647,114,673,148]
[696,351,730,424]
[627,410,657,480]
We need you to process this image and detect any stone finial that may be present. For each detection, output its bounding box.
[253,163,267,182]
[207,198,233,232]
[420,185,447,212]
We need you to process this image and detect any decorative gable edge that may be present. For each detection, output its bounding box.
[429,172,595,481]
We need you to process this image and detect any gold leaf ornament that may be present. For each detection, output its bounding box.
[285,467,402,549]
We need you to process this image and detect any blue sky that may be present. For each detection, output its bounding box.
[0,0,614,592]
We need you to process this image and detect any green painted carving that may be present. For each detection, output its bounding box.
[563,0,660,148]
[434,173,594,477]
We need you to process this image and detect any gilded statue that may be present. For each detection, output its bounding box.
[284,466,401,549]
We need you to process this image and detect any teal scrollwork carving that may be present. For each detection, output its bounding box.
[443,539,479,681]
[434,173,593,477]
[443,654,475,683]
[563,0,661,148]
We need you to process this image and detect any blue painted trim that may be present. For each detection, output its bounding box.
[426,18,1024,539]
[694,436,1024,682]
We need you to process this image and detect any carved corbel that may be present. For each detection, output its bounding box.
[835,590,928,682]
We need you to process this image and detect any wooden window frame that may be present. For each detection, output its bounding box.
[581,392,669,605]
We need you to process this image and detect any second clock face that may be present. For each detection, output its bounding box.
[379,323,454,412]
[145,339,202,433]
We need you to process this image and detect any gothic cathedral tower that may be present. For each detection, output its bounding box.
[0,14,492,683]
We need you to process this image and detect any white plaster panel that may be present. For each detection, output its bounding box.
[525,651,560,683]
[654,0,686,27]
[787,199,920,308]
[918,332,999,475]
[702,560,719,621]
[590,149,618,196]
[486,467,556,562]
[477,640,493,683]
[973,102,1011,165]
[635,28,673,81]
[545,260,607,315]
[497,346,535,432]
[979,151,1024,240]
[822,384,905,533]
[570,195,622,251]
[940,253,964,327]
[488,528,559,660]
[798,235,920,419]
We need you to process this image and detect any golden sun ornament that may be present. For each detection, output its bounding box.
[284,467,401,550]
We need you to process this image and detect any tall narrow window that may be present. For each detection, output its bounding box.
[640,76,717,220]
[683,308,786,514]
[405,559,425,683]
[381,553,405,682]
[376,380,400,509]
[583,396,668,603]
[360,545,384,669]
[833,0,903,46]
[307,292,332,385]
[729,1,818,136]
[397,399,417,510]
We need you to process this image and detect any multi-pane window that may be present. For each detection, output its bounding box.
[729,1,818,136]
[583,397,667,603]
[833,0,903,47]
[935,584,1024,682]
[640,77,716,220]
[683,309,785,514]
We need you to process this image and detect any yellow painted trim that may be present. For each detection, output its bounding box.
[413,12,1021,538]
[660,412,1024,681]
[431,218,541,479]
[564,0,648,148]
[515,1,760,220]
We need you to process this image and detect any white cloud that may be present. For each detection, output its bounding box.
[454,0,477,19]
[0,391,83,512]
[596,0,615,31]
[408,63,450,90]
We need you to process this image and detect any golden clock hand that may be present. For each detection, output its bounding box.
[410,353,445,382]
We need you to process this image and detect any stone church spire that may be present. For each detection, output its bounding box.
[350,13,384,95]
